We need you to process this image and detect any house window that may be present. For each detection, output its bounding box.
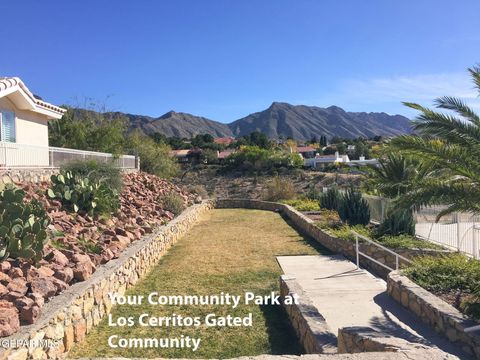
[0,110,16,143]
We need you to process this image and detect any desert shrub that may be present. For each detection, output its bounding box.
[48,171,119,216]
[0,184,50,262]
[320,187,341,210]
[280,198,320,211]
[158,191,186,216]
[126,131,179,178]
[186,185,209,199]
[262,177,296,201]
[305,184,322,201]
[62,159,123,191]
[375,208,415,237]
[337,188,370,226]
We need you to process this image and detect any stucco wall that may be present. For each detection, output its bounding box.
[0,96,50,167]
[0,97,50,147]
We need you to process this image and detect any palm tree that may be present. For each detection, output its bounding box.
[390,65,480,219]
[366,153,429,198]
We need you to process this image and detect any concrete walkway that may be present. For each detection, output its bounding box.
[277,254,470,358]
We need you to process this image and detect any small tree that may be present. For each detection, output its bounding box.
[337,188,370,226]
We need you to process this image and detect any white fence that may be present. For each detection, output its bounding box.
[322,187,480,259]
[0,142,138,170]
[415,206,480,259]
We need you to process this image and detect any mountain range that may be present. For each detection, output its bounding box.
[117,102,412,140]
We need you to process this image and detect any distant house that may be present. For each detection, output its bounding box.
[304,151,350,169]
[214,137,235,146]
[347,144,356,153]
[0,77,66,166]
[170,148,204,164]
[217,149,236,162]
[296,146,317,159]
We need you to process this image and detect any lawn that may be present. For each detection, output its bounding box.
[70,209,327,358]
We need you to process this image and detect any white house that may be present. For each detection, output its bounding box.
[0,77,66,167]
[304,151,350,169]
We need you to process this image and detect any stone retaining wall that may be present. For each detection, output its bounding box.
[337,326,434,354]
[387,271,480,358]
[216,199,448,280]
[279,275,337,354]
[0,169,59,186]
[0,200,214,360]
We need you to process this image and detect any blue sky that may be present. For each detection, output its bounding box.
[1,0,479,122]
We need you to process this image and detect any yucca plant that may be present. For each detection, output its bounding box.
[337,187,370,226]
[390,65,480,219]
[320,186,341,210]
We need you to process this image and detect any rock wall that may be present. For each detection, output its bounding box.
[337,326,448,356]
[279,275,337,354]
[387,271,480,358]
[215,199,448,280]
[0,200,213,360]
[0,169,59,186]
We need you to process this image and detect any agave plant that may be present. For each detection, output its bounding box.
[391,65,480,219]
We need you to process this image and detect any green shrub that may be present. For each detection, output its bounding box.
[318,223,373,241]
[62,159,123,192]
[262,177,296,201]
[280,198,321,211]
[376,234,442,250]
[337,188,370,226]
[48,171,119,216]
[320,187,341,210]
[126,131,179,178]
[403,254,480,293]
[0,184,50,262]
[226,146,303,172]
[375,208,415,237]
[158,191,186,216]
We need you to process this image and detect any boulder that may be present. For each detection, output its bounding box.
[0,300,20,337]
[45,250,69,267]
[30,277,57,299]
[7,278,28,296]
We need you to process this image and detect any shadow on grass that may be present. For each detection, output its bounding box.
[280,213,333,255]
[259,304,304,355]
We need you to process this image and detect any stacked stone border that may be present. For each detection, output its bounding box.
[0,200,214,360]
[387,271,480,358]
[0,167,140,188]
[0,169,59,186]
[215,199,450,280]
[279,275,337,354]
[338,326,436,354]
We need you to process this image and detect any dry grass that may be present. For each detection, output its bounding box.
[70,209,327,359]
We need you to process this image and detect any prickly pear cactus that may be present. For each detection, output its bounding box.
[0,184,50,262]
[48,171,118,216]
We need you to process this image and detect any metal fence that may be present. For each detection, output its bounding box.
[321,186,480,259]
[415,206,480,258]
[0,142,138,170]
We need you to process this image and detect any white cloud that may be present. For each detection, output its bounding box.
[317,72,480,116]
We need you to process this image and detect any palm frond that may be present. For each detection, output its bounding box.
[468,65,480,94]
[434,96,480,126]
